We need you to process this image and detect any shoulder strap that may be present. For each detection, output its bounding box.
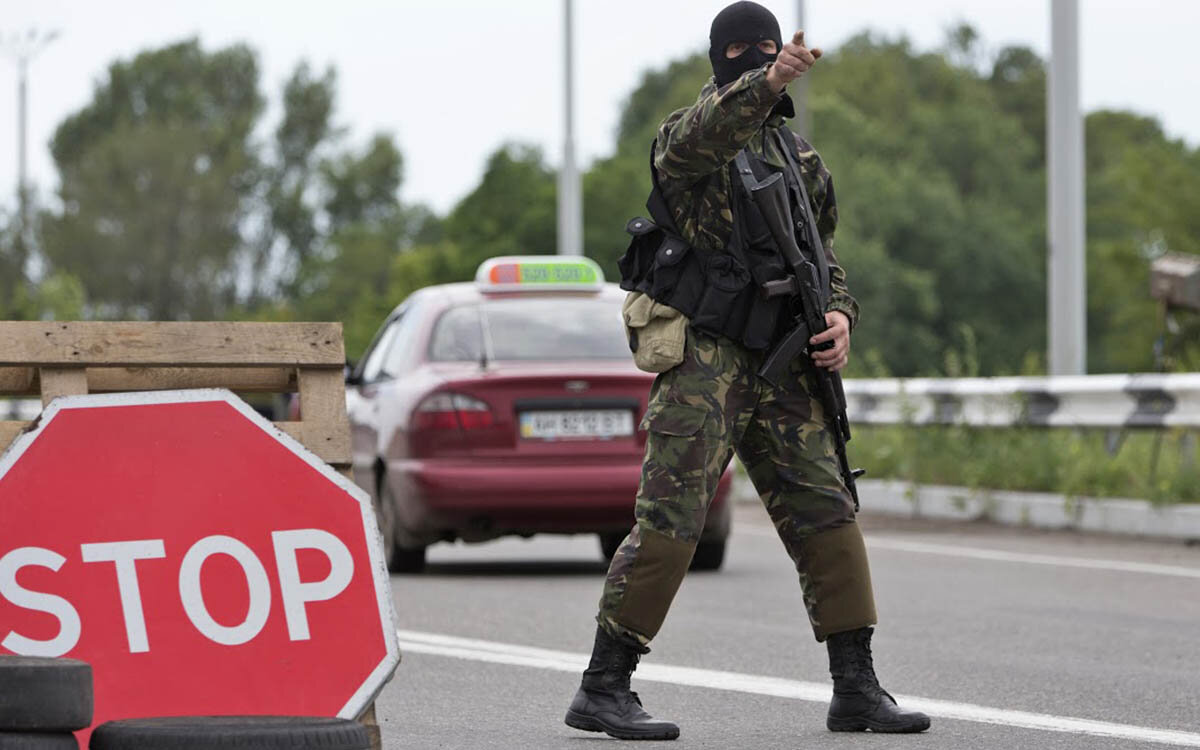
[646,140,681,234]
[774,129,831,303]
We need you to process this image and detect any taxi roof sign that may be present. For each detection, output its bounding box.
[475,256,605,292]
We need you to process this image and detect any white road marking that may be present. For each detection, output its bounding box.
[738,525,1200,579]
[396,629,1200,747]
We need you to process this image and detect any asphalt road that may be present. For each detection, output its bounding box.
[374,503,1200,749]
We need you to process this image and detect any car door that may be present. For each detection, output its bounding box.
[349,306,408,489]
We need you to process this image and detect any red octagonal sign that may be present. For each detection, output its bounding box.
[0,390,400,745]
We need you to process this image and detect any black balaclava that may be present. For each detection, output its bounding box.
[709,1,783,87]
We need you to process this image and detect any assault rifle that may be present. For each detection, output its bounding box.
[733,150,864,509]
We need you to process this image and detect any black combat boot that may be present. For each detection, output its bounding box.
[564,626,680,740]
[826,627,931,733]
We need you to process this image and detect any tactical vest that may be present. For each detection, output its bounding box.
[618,128,831,352]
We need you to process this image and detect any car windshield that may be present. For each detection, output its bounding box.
[428,296,630,362]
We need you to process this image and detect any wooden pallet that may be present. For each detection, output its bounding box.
[0,321,382,748]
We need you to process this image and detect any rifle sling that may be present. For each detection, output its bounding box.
[774,129,832,306]
[646,139,682,235]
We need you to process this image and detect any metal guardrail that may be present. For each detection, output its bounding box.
[844,374,1200,429]
[8,374,1200,429]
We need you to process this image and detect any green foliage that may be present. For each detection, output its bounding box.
[0,212,88,320]
[246,62,339,302]
[30,38,439,352]
[576,33,1053,375]
[1085,111,1200,372]
[852,425,1200,504]
[445,144,557,262]
[0,211,23,315]
[19,28,1200,382]
[576,28,1200,376]
[42,39,262,320]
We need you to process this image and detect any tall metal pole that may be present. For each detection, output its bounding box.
[794,0,809,139]
[3,29,60,270]
[1047,0,1086,374]
[557,0,582,256]
[17,55,27,234]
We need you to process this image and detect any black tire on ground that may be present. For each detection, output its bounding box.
[0,733,80,750]
[0,656,92,731]
[392,543,427,574]
[88,717,370,750]
[598,532,626,561]
[690,539,727,571]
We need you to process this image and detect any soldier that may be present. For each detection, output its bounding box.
[564,1,931,741]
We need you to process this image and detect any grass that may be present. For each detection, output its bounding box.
[847,425,1200,505]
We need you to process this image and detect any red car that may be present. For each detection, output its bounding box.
[345,256,732,573]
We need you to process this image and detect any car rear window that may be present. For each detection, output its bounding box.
[428,297,630,361]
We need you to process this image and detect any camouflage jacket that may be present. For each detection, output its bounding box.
[653,65,859,330]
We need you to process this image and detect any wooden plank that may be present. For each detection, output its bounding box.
[0,367,300,396]
[297,369,349,429]
[39,368,88,406]
[0,322,345,368]
[0,367,35,393]
[4,420,347,466]
[276,421,351,467]
[0,421,30,453]
[358,703,381,750]
[88,366,299,393]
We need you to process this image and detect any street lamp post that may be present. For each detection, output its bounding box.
[557,0,582,256]
[2,29,60,272]
[1047,0,1086,375]
[794,0,809,140]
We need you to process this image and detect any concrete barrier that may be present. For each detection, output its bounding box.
[732,474,1200,541]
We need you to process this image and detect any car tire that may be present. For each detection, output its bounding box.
[0,656,92,732]
[374,478,399,571]
[690,539,726,571]
[89,716,370,750]
[598,532,626,561]
[391,544,427,574]
[0,733,80,750]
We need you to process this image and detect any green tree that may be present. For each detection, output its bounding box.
[245,61,339,304]
[444,144,557,265]
[0,210,22,315]
[580,32,1048,376]
[35,38,438,345]
[42,39,263,320]
[1085,111,1200,372]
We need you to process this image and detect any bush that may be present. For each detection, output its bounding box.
[849,426,1200,504]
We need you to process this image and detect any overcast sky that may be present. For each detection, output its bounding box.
[1,0,1197,216]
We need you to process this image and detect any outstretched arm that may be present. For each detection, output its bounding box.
[655,31,822,182]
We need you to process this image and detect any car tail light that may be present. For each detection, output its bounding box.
[413,392,494,431]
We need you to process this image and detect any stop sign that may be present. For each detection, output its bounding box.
[0,390,399,744]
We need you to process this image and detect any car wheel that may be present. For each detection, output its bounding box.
[392,544,427,574]
[598,532,626,561]
[373,479,399,571]
[690,539,726,571]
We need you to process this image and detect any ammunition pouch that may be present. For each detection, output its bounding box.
[621,291,688,373]
[617,215,789,351]
[618,134,828,353]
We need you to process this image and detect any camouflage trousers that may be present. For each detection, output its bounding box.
[597,327,877,645]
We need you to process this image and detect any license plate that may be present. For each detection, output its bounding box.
[519,409,634,440]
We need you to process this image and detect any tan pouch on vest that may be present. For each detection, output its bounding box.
[622,291,688,373]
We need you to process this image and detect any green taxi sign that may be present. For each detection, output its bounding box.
[476,256,605,292]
